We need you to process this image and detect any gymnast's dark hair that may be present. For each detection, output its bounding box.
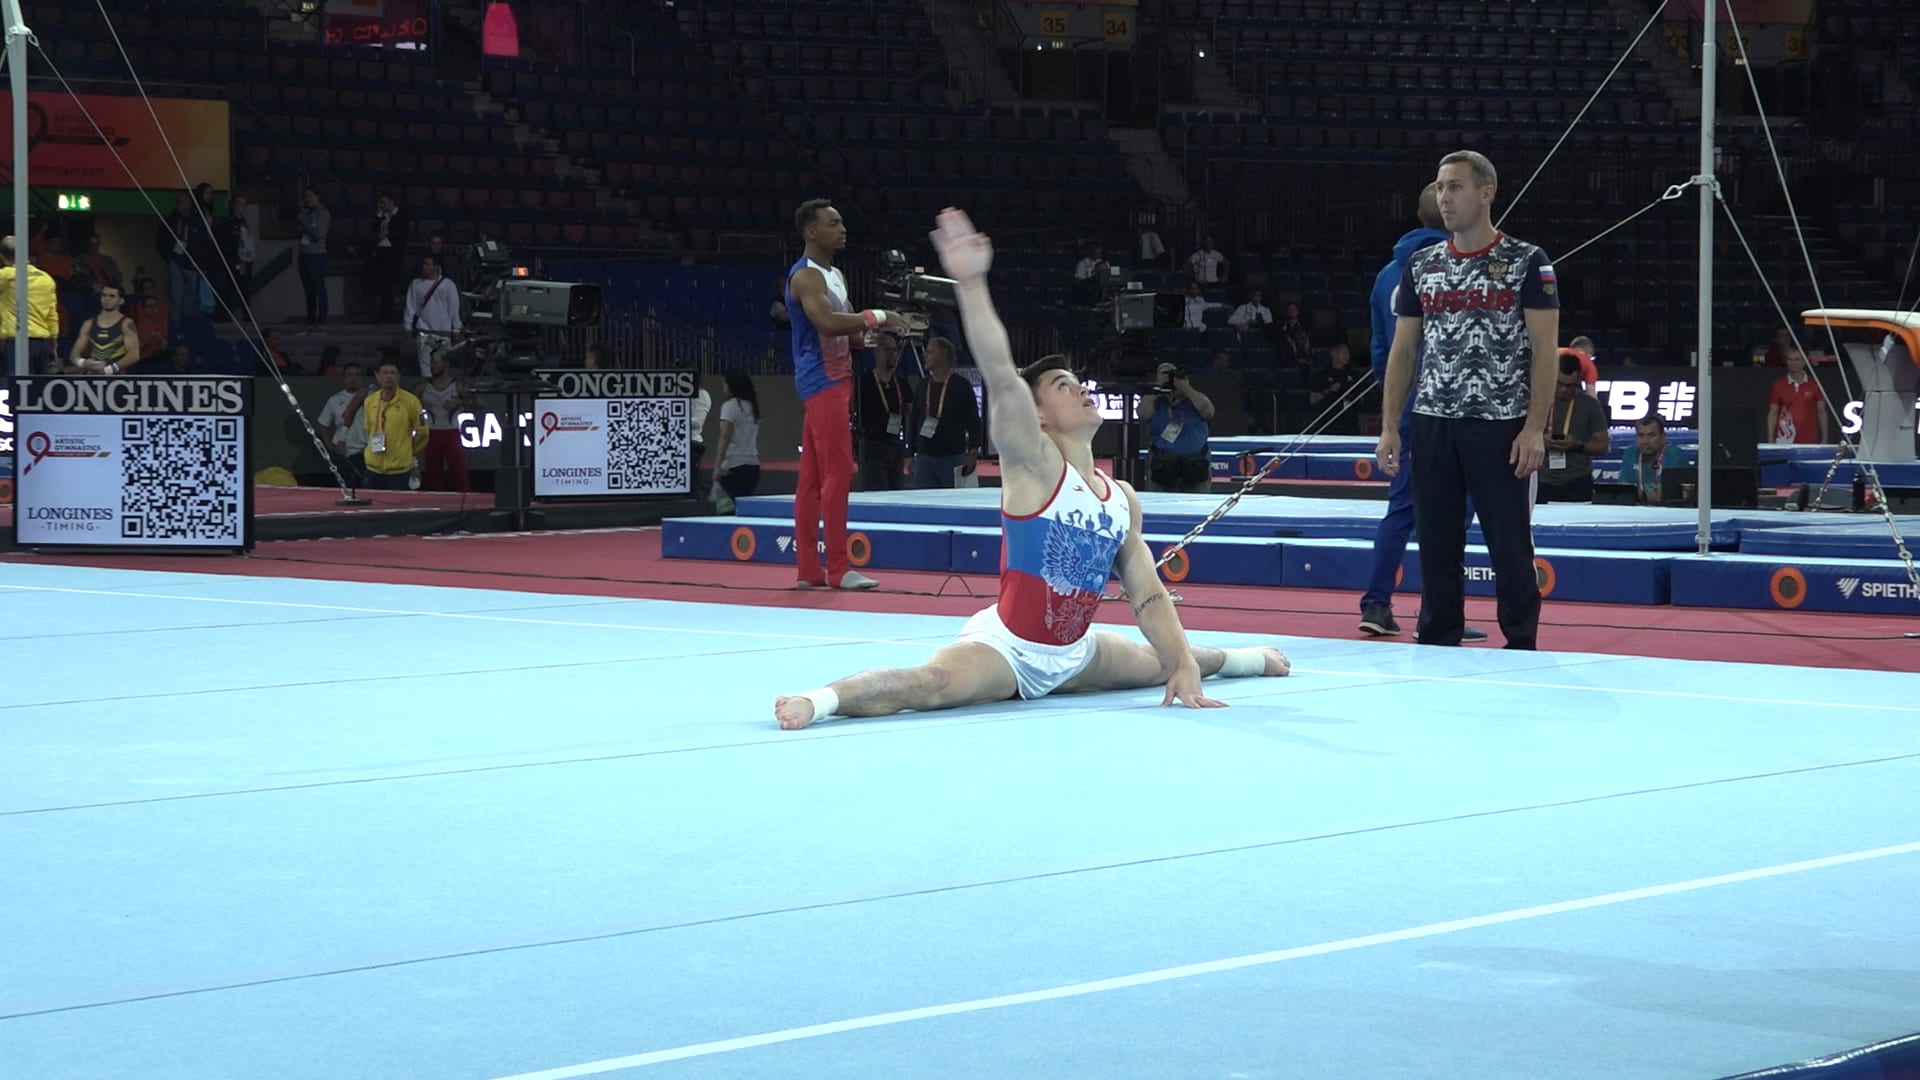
[794,198,834,233]
[724,370,760,421]
[1019,354,1075,393]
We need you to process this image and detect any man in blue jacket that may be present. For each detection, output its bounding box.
[1359,185,1484,640]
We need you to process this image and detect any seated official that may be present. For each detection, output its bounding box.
[1618,414,1691,505]
[1537,352,1610,504]
[1142,362,1215,494]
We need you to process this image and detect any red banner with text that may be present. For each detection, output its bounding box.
[0,93,230,191]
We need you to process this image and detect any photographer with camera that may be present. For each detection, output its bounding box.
[786,199,909,590]
[907,337,983,489]
[1141,361,1215,494]
[857,333,913,491]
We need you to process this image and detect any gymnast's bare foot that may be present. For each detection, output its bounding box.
[1261,647,1291,677]
[774,696,817,730]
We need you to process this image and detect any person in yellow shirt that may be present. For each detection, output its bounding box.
[0,235,58,374]
[359,358,431,490]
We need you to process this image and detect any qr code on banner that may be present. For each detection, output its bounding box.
[120,417,244,541]
[606,398,690,493]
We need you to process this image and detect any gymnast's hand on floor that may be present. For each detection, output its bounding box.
[1164,657,1228,709]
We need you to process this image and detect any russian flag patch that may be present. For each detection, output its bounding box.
[1538,264,1557,283]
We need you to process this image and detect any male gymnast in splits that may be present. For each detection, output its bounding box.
[775,210,1288,730]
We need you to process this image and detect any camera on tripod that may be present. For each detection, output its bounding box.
[876,249,956,337]
[442,239,604,379]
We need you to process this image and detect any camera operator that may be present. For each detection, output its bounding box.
[857,333,913,491]
[403,254,461,378]
[906,336,982,489]
[1142,361,1215,493]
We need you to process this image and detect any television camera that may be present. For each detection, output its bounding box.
[440,239,604,383]
[874,249,953,338]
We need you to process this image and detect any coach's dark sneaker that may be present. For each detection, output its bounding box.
[1358,603,1401,637]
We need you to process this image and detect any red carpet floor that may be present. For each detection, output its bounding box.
[4,527,1915,671]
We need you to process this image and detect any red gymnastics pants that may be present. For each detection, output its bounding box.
[794,379,854,586]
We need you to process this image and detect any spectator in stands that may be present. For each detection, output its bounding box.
[404,255,462,377]
[261,328,293,374]
[72,234,122,295]
[135,296,168,363]
[296,187,332,327]
[158,343,197,374]
[786,198,904,589]
[710,371,762,513]
[360,359,430,490]
[908,336,983,490]
[1537,353,1608,503]
[768,282,790,327]
[1182,281,1221,330]
[1072,242,1109,305]
[1208,348,1232,370]
[1187,235,1229,285]
[1618,414,1688,505]
[1767,346,1828,444]
[857,333,913,491]
[1075,242,1109,283]
[1138,226,1167,270]
[224,196,255,302]
[424,232,464,290]
[189,183,222,317]
[366,193,410,324]
[154,191,204,332]
[1276,301,1312,362]
[1228,289,1273,336]
[1378,150,1558,650]
[0,235,57,374]
[583,341,605,369]
[1762,324,1795,366]
[318,344,344,378]
[1309,343,1368,435]
[66,283,138,375]
[415,353,474,492]
[1142,361,1215,493]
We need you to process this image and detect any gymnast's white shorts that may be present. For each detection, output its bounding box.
[956,605,1099,700]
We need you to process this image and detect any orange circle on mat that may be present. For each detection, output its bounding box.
[1238,453,1257,477]
[1770,566,1807,609]
[1162,547,1191,583]
[1354,458,1374,480]
[1533,556,1556,598]
[729,527,756,561]
[0,477,12,505]
[847,531,873,567]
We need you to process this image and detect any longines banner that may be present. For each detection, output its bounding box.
[9,377,253,549]
[0,93,231,190]
[529,370,695,499]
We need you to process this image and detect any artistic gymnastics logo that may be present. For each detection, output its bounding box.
[21,431,109,474]
[537,411,599,445]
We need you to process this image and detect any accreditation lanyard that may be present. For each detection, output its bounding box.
[1555,399,1574,439]
[875,373,899,416]
[920,378,951,440]
[924,377,950,421]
